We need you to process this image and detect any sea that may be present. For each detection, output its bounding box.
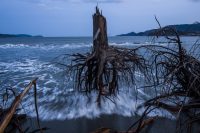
[0,36,199,121]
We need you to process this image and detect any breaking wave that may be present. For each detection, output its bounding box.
[0,38,181,120]
[0,41,172,52]
[0,58,173,120]
[0,43,92,50]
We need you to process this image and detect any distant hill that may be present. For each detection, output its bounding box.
[118,23,200,36]
[0,34,43,38]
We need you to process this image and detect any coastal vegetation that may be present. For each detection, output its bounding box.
[118,22,200,36]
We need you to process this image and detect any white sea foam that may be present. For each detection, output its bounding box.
[109,42,169,47]
[0,43,29,49]
[60,43,92,49]
[110,42,133,46]
[0,41,174,120]
[0,43,92,50]
[0,59,62,74]
[0,57,174,120]
[0,59,43,73]
[0,42,170,51]
[22,89,174,120]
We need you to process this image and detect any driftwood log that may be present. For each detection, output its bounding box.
[0,78,41,133]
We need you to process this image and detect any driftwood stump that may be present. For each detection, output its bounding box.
[67,6,146,106]
[93,6,108,50]
[92,6,110,103]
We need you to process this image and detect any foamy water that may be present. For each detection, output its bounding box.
[0,36,198,120]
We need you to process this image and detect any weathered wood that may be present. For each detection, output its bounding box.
[93,6,108,50]
[66,6,147,106]
[92,6,110,104]
[0,78,38,133]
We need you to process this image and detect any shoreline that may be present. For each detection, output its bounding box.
[24,114,177,133]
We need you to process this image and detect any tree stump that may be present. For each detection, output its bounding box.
[67,6,146,106]
[93,6,108,50]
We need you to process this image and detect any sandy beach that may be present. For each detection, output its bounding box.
[23,114,177,133]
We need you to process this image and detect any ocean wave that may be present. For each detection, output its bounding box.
[0,58,174,120]
[0,59,51,73]
[0,43,29,49]
[0,42,170,50]
[0,41,173,121]
[22,89,173,120]
[109,42,169,47]
[0,43,92,50]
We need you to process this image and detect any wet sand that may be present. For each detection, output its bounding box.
[24,114,177,133]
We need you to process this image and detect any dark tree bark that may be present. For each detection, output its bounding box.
[93,6,108,50]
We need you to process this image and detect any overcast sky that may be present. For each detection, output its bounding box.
[0,0,199,36]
